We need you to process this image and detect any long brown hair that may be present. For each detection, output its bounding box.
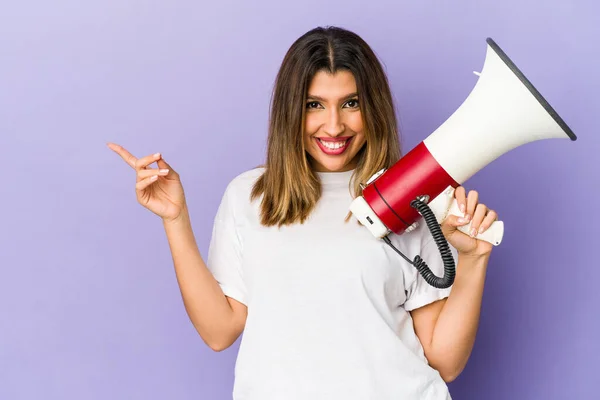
[250,26,402,227]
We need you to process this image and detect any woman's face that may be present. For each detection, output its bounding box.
[303,70,366,172]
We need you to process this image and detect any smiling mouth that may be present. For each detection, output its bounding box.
[319,138,347,149]
[315,136,353,155]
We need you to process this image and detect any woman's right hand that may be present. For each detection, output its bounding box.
[108,142,187,222]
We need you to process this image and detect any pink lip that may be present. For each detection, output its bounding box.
[315,136,353,155]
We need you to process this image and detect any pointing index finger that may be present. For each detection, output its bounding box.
[107,142,137,169]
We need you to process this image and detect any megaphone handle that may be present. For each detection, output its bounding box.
[447,198,504,246]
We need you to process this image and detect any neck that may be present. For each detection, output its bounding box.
[315,168,355,189]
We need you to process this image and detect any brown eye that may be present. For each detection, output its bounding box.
[344,99,359,108]
[306,101,321,109]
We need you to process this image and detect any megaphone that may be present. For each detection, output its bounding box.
[350,37,577,289]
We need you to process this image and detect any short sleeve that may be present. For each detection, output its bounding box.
[402,236,458,312]
[206,183,247,306]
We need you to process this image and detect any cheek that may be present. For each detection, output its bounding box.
[347,112,364,133]
[304,114,320,136]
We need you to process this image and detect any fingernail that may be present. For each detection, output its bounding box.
[470,228,477,237]
[460,204,465,213]
[160,169,169,174]
[150,175,158,181]
[154,152,161,158]
[478,226,485,234]
[458,217,466,223]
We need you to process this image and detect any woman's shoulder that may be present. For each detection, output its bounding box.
[221,166,265,204]
[227,166,265,189]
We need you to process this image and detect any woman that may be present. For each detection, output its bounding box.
[108,26,496,400]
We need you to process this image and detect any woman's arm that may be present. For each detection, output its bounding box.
[163,206,247,351]
[410,253,489,382]
[410,186,496,382]
[106,143,245,351]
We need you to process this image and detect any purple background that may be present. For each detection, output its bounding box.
[1,1,598,399]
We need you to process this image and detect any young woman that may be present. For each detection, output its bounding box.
[108,26,497,400]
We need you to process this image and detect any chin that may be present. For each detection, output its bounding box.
[307,151,360,172]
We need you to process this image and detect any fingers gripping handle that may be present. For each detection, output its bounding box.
[427,187,504,246]
[447,197,504,246]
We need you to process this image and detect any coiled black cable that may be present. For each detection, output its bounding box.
[381,197,456,289]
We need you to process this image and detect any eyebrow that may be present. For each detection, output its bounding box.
[306,92,358,102]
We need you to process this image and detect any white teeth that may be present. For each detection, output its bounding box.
[319,139,347,150]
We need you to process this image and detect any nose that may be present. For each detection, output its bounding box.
[322,108,345,137]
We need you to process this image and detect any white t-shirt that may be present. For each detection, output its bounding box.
[207,167,457,400]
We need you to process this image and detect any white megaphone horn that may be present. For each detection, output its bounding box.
[350,37,577,289]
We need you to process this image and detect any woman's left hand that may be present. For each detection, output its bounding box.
[440,186,498,258]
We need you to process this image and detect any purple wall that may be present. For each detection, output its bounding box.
[1,1,598,399]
